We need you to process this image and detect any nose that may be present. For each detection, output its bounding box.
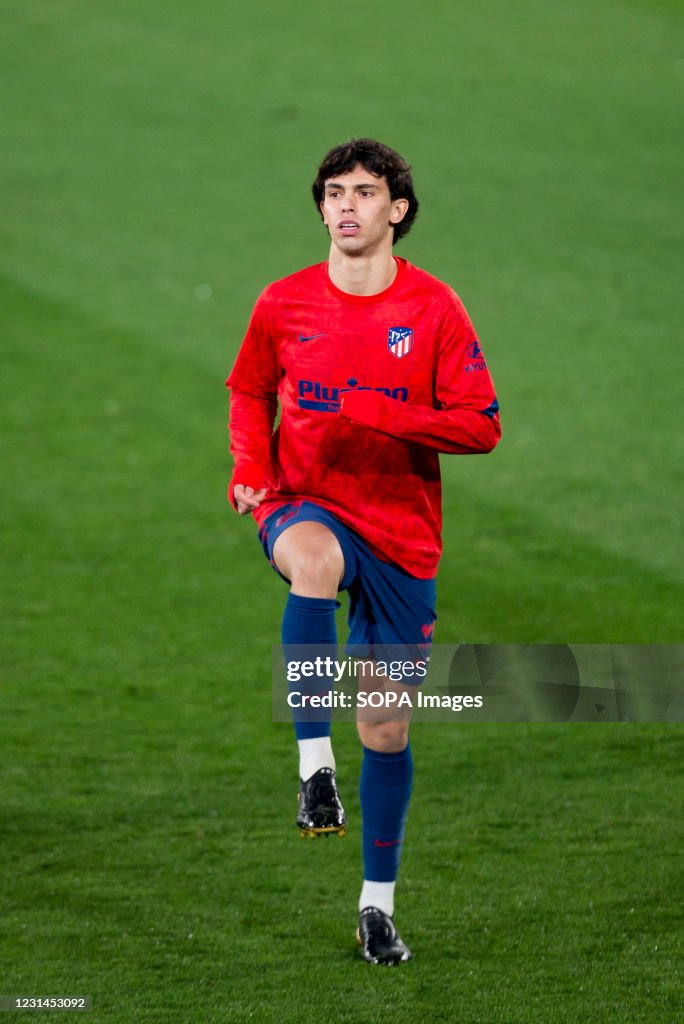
[341,192,355,212]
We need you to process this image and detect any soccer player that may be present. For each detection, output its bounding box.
[226,139,500,965]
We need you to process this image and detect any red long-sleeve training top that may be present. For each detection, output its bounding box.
[226,257,500,578]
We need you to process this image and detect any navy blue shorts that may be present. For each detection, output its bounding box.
[258,500,437,663]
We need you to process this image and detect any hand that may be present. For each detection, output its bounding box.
[233,484,268,515]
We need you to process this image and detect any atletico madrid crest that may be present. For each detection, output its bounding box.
[388,326,414,359]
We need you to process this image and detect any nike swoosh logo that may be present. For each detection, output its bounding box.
[298,333,325,343]
[374,838,402,848]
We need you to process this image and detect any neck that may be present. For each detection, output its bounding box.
[327,246,398,296]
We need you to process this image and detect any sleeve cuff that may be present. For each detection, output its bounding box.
[228,463,268,509]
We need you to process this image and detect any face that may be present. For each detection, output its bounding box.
[319,163,408,255]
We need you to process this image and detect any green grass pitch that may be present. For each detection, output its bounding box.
[1,1,682,1021]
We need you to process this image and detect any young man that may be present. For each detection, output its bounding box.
[226,139,500,965]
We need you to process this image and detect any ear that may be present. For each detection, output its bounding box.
[389,198,409,225]
[320,200,328,225]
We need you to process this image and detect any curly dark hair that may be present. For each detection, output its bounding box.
[312,138,419,245]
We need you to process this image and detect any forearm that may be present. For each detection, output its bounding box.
[228,388,277,504]
[339,389,500,454]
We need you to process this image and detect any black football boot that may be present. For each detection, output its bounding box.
[357,906,413,965]
[296,766,347,838]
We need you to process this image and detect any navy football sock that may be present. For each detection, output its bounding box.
[360,743,413,883]
[282,593,338,742]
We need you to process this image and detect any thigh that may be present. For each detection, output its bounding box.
[348,555,437,662]
[258,501,357,595]
[351,565,436,748]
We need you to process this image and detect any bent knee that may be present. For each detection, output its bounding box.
[358,721,410,753]
[290,546,343,592]
[273,522,344,597]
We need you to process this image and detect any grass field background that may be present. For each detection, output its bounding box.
[1,1,682,1021]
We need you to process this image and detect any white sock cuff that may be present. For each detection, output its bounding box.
[359,880,395,918]
[298,736,335,780]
